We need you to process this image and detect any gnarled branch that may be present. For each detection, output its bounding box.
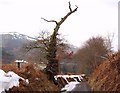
[41,17,58,25]
[42,1,78,30]
[58,2,78,27]
[69,1,72,12]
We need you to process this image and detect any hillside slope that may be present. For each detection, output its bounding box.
[1,33,28,64]
[1,63,59,92]
[88,52,120,91]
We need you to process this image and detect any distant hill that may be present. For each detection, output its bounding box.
[0,32,79,64]
[1,32,30,64]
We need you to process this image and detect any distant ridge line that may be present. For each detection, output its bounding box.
[0,32,38,40]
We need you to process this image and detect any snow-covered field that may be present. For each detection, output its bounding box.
[0,69,29,93]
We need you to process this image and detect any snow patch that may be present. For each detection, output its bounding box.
[61,81,80,92]
[54,74,84,83]
[54,74,85,92]
[15,60,28,63]
[0,69,29,93]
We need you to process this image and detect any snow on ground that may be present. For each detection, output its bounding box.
[0,69,29,93]
[54,74,85,83]
[54,74,85,92]
[61,81,80,92]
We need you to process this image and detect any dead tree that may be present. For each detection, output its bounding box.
[42,2,78,81]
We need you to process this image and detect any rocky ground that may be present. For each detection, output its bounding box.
[88,52,120,91]
[1,63,59,93]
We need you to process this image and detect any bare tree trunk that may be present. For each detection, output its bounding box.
[42,2,78,82]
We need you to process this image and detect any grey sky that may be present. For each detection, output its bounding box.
[0,0,119,50]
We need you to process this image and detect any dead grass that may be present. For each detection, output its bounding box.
[88,52,120,91]
[1,63,59,93]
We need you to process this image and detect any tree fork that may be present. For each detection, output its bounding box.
[42,2,78,82]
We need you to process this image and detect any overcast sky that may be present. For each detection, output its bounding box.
[0,0,119,50]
